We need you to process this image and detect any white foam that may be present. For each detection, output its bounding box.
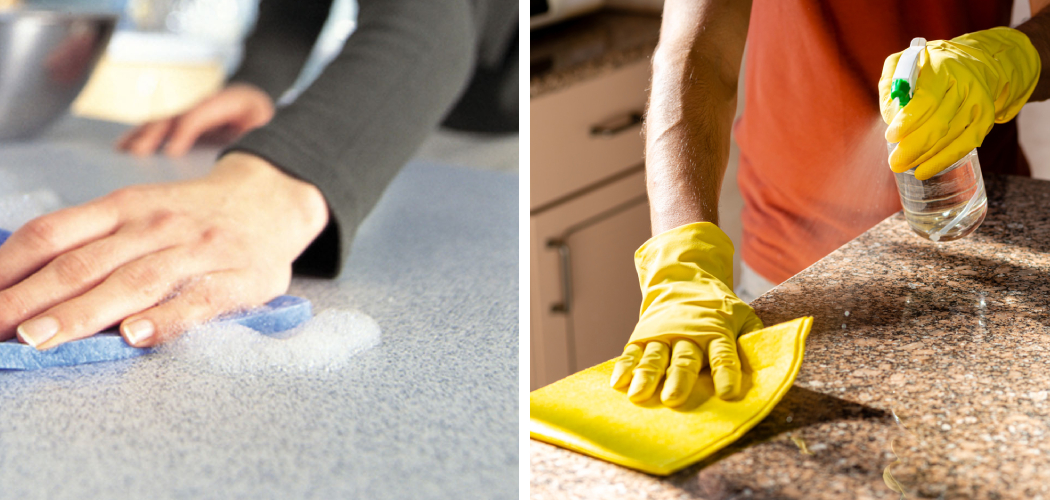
[0,190,63,230]
[157,309,381,374]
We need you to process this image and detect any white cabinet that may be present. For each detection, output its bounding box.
[531,60,650,209]
[530,170,650,389]
[530,60,652,390]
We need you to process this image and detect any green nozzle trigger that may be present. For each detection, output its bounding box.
[890,79,911,107]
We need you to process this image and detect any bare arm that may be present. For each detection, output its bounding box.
[1018,1,1050,101]
[644,0,751,234]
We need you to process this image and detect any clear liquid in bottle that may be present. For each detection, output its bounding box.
[892,148,987,242]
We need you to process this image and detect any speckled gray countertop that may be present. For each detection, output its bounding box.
[0,117,517,499]
[532,174,1050,499]
[530,10,660,98]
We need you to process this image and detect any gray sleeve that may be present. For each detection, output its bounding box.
[227,0,333,101]
[225,0,480,277]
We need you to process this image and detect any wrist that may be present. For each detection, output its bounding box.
[635,221,735,290]
[212,152,329,241]
[1014,13,1050,101]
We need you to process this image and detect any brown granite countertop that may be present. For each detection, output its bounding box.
[530,10,660,98]
[531,174,1050,499]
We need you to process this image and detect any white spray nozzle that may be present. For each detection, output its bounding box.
[890,37,927,107]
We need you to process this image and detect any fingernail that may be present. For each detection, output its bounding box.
[123,319,154,346]
[18,316,59,349]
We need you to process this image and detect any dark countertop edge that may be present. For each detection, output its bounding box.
[530,10,660,98]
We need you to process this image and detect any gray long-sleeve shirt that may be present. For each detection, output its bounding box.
[225,0,517,277]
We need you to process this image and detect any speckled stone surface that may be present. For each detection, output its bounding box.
[530,10,660,98]
[531,174,1050,499]
[0,117,517,499]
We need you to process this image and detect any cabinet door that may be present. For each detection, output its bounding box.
[531,60,649,210]
[531,168,650,390]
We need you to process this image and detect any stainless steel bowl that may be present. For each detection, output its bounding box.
[0,10,116,140]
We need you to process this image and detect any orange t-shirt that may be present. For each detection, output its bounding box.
[735,0,1029,284]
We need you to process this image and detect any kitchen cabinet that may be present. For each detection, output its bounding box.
[531,58,651,390]
[531,59,649,210]
[530,168,649,389]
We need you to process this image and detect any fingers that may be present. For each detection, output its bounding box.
[0,220,189,338]
[117,119,174,157]
[707,335,743,400]
[888,88,967,173]
[162,103,239,157]
[879,51,904,124]
[18,244,236,350]
[885,83,942,145]
[121,269,274,347]
[627,341,670,403]
[610,343,643,389]
[911,94,991,179]
[0,202,120,291]
[740,313,765,337]
[886,51,951,144]
[117,86,274,158]
[163,88,274,157]
[913,117,989,180]
[116,125,140,150]
[660,339,703,407]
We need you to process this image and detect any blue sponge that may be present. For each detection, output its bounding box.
[0,229,313,370]
[0,295,312,370]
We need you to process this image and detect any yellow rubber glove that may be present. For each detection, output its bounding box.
[609,222,763,407]
[879,27,1040,180]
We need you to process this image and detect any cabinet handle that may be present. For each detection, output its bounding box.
[590,112,643,137]
[547,237,577,373]
[545,195,648,375]
[545,194,649,315]
[547,238,573,314]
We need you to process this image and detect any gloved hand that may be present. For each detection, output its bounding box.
[879,27,1040,180]
[609,222,763,407]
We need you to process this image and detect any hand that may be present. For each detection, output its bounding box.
[0,152,328,349]
[609,222,763,407]
[117,83,275,157]
[879,28,1040,180]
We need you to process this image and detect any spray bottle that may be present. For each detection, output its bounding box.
[889,38,988,242]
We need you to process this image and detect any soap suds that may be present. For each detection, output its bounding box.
[157,309,381,374]
[0,190,63,229]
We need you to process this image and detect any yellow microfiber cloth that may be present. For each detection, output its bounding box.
[530,316,813,476]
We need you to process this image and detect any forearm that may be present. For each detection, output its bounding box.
[1017,2,1050,101]
[228,0,332,101]
[227,0,477,277]
[644,0,751,235]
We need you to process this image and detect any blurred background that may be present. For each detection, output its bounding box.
[10,0,517,171]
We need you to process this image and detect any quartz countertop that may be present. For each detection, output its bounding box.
[0,117,518,499]
[531,174,1050,499]
[530,10,660,98]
